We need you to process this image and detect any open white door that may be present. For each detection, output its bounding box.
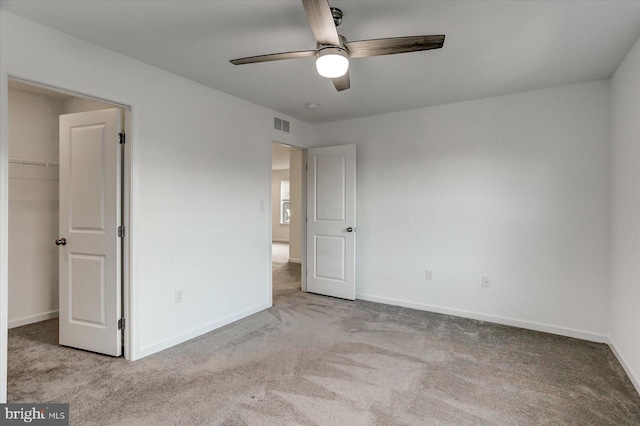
[306,144,356,300]
[58,108,122,356]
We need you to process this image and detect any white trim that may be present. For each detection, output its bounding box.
[268,141,273,308]
[608,337,640,396]
[8,310,59,329]
[123,108,137,361]
[5,74,134,111]
[1,66,9,404]
[356,293,609,343]
[359,293,640,395]
[137,303,270,359]
[301,149,307,293]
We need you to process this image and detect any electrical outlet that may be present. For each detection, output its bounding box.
[426,270,433,280]
[482,276,491,288]
[175,289,183,303]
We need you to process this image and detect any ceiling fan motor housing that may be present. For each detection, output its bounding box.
[331,7,343,27]
[317,34,349,52]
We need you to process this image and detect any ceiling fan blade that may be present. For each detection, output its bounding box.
[230,50,316,65]
[345,35,445,59]
[331,70,350,91]
[302,0,341,46]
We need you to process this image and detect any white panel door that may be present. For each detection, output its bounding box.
[58,108,122,356]
[306,144,356,300]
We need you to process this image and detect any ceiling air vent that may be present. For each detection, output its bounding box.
[274,117,290,133]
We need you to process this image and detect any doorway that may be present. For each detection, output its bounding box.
[271,142,303,295]
[269,142,357,301]
[6,77,131,380]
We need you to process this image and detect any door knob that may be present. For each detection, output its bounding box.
[55,238,67,246]
[346,227,355,233]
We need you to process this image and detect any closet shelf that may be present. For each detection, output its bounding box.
[9,158,59,167]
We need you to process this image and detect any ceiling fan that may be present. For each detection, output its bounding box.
[230,0,445,92]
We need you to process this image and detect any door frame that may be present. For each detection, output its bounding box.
[269,136,308,302]
[0,74,137,399]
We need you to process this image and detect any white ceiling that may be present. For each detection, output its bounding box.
[2,0,640,124]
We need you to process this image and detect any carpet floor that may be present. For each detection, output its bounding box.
[7,249,640,425]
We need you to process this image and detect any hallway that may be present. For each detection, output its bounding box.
[272,242,301,294]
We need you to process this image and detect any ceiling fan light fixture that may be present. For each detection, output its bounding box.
[229,1,445,92]
[316,46,349,78]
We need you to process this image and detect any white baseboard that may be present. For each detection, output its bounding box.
[288,258,302,264]
[272,239,289,243]
[356,293,608,343]
[607,337,640,396]
[358,293,640,396]
[137,303,271,360]
[9,310,59,329]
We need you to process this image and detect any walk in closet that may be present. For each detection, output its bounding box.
[8,80,113,329]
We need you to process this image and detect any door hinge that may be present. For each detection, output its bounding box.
[119,132,126,144]
[118,318,125,330]
[118,226,125,238]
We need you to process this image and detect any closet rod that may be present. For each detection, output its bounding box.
[8,158,59,167]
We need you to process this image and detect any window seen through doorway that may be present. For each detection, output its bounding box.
[280,180,290,224]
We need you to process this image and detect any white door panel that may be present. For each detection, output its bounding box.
[69,254,106,326]
[59,108,122,356]
[69,125,107,230]
[315,154,346,221]
[306,145,356,300]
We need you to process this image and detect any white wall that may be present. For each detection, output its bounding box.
[313,80,611,341]
[0,9,314,401]
[610,36,640,392]
[272,169,290,242]
[8,89,61,328]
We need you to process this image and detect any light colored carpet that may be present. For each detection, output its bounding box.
[7,249,640,425]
